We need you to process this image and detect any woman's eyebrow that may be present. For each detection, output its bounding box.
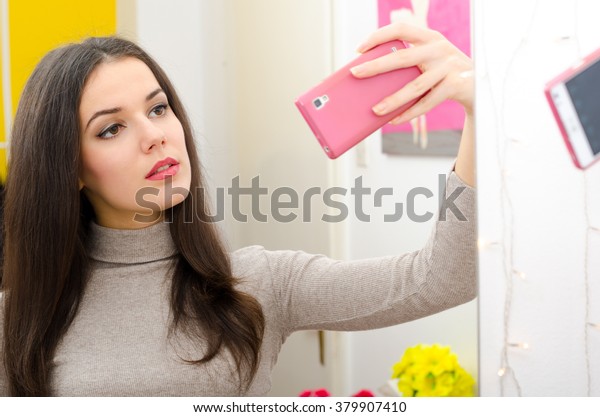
[146,88,164,101]
[84,88,165,131]
[85,107,121,131]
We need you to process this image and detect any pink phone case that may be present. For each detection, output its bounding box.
[295,40,423,159]
[545,47,600,169]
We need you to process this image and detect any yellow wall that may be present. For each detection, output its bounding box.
[1,2,7,180]
[0,0,116,181]
[9,0,116,114]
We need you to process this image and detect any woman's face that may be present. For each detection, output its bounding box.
[79,57,191,229]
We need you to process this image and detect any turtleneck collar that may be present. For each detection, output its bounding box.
[87,221,178,264]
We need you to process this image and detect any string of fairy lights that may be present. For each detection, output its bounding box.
[477,0,600,396]
[575,1,600,399]
[559,0,600,397]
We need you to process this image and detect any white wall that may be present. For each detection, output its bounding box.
[475,0,600,396]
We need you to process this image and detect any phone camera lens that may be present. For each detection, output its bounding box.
[313,95,329,110]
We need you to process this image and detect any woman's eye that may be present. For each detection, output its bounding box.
[150,104,168,117]
[98,124,122,139]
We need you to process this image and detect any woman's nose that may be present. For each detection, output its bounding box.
[140,119,167,152]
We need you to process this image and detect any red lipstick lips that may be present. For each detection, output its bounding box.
[146,157,180,180]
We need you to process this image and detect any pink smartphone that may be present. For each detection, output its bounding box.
[545,46,600,169]
[295,40,423,159]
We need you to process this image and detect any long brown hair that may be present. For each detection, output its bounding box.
[2,37,264,396]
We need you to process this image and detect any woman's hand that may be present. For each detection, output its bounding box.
[351,22,475,187]
[350,22,473,125]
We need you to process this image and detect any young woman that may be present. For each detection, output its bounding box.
[0,23,476,396]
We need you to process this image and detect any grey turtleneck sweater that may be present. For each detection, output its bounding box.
[0,171,476,396]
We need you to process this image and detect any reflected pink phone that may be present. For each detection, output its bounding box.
[295,40,423,159]
[545,46,600,169]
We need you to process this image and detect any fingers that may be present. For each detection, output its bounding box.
[357,22,443,53]
[354,21,474,120]
[389,77,461,125]
[372,64,447,117]
[389,88,446,125]
[351,43,438,78]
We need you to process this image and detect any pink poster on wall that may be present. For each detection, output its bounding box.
[378,0,471,137]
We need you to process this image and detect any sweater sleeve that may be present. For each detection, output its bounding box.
[258,170,477,336]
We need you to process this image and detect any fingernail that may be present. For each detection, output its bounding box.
[350,64,366,76]
[373,102,387,115]
[356,42,367,53]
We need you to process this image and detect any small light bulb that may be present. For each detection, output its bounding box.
[498,368,506,377]
[509,342,529,350]
[554,35,572,43]
[512,269,527,280]
[478,239,500,250]
[510,138,526,146]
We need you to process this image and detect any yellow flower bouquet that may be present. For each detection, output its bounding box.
[391,344,475,397]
